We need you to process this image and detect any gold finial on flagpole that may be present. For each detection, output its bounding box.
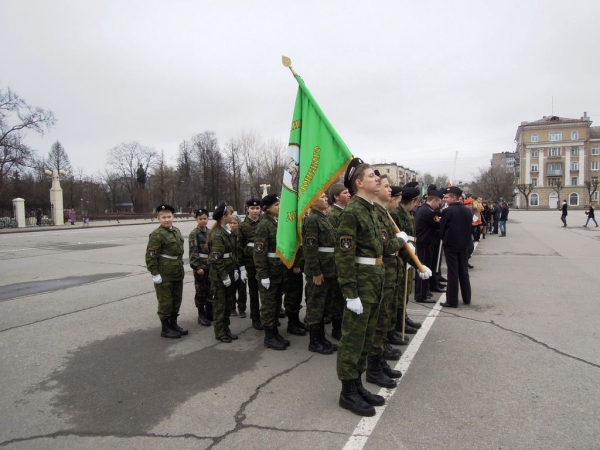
[282,55,298,76]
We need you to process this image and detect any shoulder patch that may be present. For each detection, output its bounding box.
[381,229,388,241]
[147,249,157,257]
[209,251,222,262]
[339,235,354,252]
[255,242,264,253]
[305,236,317,248]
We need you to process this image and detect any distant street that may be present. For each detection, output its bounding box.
[0,211,598,450]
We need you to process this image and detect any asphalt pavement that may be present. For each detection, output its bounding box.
[0,211,598,449]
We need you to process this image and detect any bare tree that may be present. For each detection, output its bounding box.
[0,87,55,191]
[470,166,515,201]
[434,173,450,189]
[224,137,245,211]
[149,150,178,207]
[550,179,563,206]
[239,131,265,199]
[46,141,72,174]
[421,172,434,187]
[192,131,226,209]
[107,141,157,206]
[584,180,599,204]
[261,138,286,195]
[99,170,123,212]
[516,183,535,210]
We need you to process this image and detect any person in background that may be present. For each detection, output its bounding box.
[481,201,491,239]
[584,203,598,227]
[229,215,248,318]
[560,200,568,227]
[499,201,509,237]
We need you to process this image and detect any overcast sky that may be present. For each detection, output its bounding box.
[3,0,600,183]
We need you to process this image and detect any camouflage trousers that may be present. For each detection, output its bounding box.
[369,256,398,356]
[305,276,335,328]
[283,269,304,314]
[193,270,211,307]
[213,280,234,339]
[246,265,261,321]
[155,280,183,320]
[324,278,345,321]
[260,282,283,328]
[337,301,381,380]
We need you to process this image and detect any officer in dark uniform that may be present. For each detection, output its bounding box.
[146,204,188,339]
[439,186,472,307]
[189,208,212,326]
[414,188,444,303]
[237,198,263,330]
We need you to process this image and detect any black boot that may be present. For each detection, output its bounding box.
[205,302,214,322]
[252,320,264,330]
[286,311,307,336]
[381,356,402,379]
[226,328,238,340]
[402,324,418,335]
[339,380,376,417]
[273,327,290,347]
[160,318,181,339]
[264,327,286,351]
[366,355,397,388]
[170,314,188,335]
[278,308,286,318]
[308,327,334,355]
[320,323,337,352]
[383,344,402,361]
[406,316,422,329]
[387,330,409,346]
[197,307,211,327]
[355,374,385,406]
[331,318,342,340]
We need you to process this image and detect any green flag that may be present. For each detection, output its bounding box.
[276,75,353,268]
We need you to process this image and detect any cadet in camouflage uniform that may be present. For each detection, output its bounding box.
[254,194,289,351]
[335,159,386,417]
[146,204,188,339]
[229,215,247,318]
[390,183,423,341]
[303,192,338,355]
[237,198,263,330]
[208,203,240,343]
[283,248,308,337]
[189,208,212,327]
[326,183,351,340]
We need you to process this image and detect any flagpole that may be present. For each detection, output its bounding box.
[282,55,298,76]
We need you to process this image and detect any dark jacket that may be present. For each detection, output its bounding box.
[500,206,509,221]
[588,206,595,218]
[561,203,568,215]
[493,204,501,219]
[414,202,440,247]
[439,202,472,253]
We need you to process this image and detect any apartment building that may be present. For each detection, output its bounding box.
[371,162,419,186]
[491,152,516,174]
[515,113,600,209]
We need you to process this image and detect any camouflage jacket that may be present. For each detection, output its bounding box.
[335,195,384,303]
[189,225,210,271]
[145,226,185,281]
[327,204,344,235]
[208,226,238,283]
[391,205,416,241]
[237,216,260,268]
[303,207,336,278]
[254,215,285,283]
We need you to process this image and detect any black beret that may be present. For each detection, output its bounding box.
[260,194,279,211]
[401,187,420,200]
[439,187,448,195]
[428,190,444,199]
[156,204,175,214]
[213,202,227,222]
[404,181,419,188]
[343,157,365,192]
[447,186,463,197]
[391,186,402,197]
[427,184,438,193]
[246,198,261,207]
[373,169,381,177]
[195,208,209,218]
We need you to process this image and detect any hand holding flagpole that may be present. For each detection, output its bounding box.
[386,210,427,274]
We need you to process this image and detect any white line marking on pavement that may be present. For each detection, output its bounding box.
[342,298,444,450]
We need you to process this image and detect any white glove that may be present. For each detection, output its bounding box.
[396,231,409,242]
[346,297,363,314]
[408,243,416,254]
[223,276,232,287]
[234,270,239,282]
[239,266,248,282]
[418,266,432,280]
[152,274,162,284]
[261,278,270,290]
